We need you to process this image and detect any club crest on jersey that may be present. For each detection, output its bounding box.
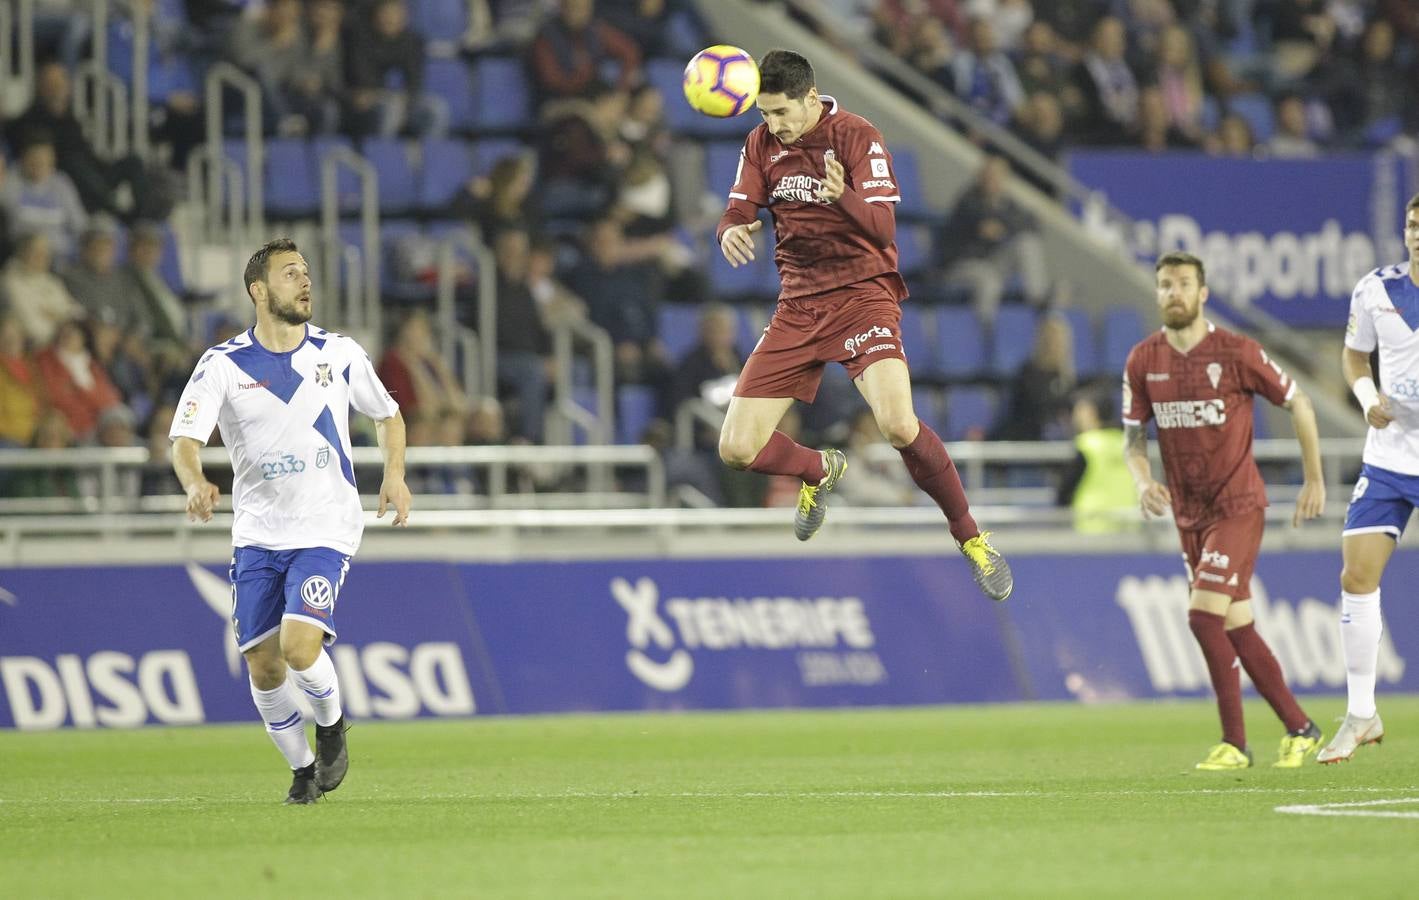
[316,446,331,469]
[314,363,332,387]
[1206,362,1223,390]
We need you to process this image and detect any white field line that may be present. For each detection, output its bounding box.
[1274,797,1419,820]
[4,786,1419,805]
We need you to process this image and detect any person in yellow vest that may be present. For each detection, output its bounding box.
[1059,387,1138,533]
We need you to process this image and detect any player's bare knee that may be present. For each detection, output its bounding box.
[280,638,321,671]
[1340,566,1380,595]
[244,653,286,690]
[718,434,759,469]
[877,416,918,449]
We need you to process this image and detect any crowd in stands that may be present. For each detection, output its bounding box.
[0,0,1407,514]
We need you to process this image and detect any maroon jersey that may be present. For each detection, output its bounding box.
[720,96,907,301]
[1122,323,1296,529]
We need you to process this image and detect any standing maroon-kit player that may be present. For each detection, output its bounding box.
[1122,251,1325,770]
[714,49,1011,601]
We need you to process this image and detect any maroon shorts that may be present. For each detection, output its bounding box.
[1176,508,1265,600]
[735,287,907,402]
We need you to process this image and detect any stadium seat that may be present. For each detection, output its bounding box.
[709,245,765,299]
[617,385,659,444]
[473,57,533,131]
[264,139,320,219]
[658,304,705,361]
[889,148,929,219]
[897,304,937,376]
[934,308,987,381]
[991,306,1038,377]
[895,224,931,279]
[419,138,474,213]
[705,141,745,195]
[945,386,1000,441]
[648,58,757,138]
[309,136,361,214]
[424,58,477,132]
[1101,307,1145,372]
[735,305,766,355]
[1060,308,1100,378]
[912,386,947,437]
[412,0,470,52]
[363,138,419,217]
[1228,93,1275,143]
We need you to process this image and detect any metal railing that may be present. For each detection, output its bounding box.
[550,317,615,447]
[204,61,264,240]
[434,232,496,397]
[320,144,380,336]
[0,0,37,117]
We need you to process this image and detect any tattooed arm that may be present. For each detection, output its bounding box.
[1124,423,1171,518]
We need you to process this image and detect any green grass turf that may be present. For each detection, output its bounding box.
[1,697,1416,899]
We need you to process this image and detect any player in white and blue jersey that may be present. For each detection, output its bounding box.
[170,238,411,803]
[1322,193,1419,763]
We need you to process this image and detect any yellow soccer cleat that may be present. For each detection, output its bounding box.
[1273,722,1323,768]
[793,449,847,541]
[1195,742,1253,770]
[959,532,1014,601]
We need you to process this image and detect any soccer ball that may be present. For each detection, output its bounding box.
[682,45,760,118]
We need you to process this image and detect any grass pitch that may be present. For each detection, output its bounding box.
[1,697,1415,899]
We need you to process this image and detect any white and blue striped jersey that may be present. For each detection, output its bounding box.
[1346,263,1419,475]
[169,325,400,554]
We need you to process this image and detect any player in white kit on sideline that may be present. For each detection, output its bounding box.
[1323,193,1419,763]
[169,238,412,802]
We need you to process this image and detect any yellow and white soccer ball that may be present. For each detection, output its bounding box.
[682,45,760,118]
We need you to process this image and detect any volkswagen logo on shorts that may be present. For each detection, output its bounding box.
[301,575,335,611]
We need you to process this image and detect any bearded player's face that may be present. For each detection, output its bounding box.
[757,90,819,145]
[1155,264,1207,329]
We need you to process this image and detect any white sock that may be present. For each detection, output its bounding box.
[289,650,343,727]
[250,678,314,769]
[1340,589,1382,719]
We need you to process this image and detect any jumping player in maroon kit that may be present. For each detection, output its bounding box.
[714,49,1011,601]
[1123,251,1326,769]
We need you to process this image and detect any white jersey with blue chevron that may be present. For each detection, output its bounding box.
[1346,263,1419,476]
[169,325,400,554]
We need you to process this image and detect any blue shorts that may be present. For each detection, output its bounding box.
[1343,463,1419,539]
[229,546,351,652]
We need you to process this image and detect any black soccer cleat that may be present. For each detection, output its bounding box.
[285,763,322,805]
[314,716,350,793]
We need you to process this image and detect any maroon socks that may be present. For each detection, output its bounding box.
[747,431,826,483]
[1228,623,1310,733]
[1188,609,1246,750]
[897,421,979,544]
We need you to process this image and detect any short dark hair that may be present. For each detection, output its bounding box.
[1155,250,1206,286]
[1406,192,1419,215]
[758,49,815,100]
[244,237,300,302]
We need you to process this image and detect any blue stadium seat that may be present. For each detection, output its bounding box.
[945,386,1000,442]
[419,138,474,212]
[424,58,476,132]
[1101,307,1145,372]
[934,308,987,380]
[897,304,936,376]
[1228,92,1275,143]
[658,304,704,361]
[156,222,184,296]
[1060,308,1099,378]
[991,306,1038,377]
[412,0,470,48]
[735,305,766,355]
[895,224,931,278]
[617,385,659,444]
[264,139,320,219]
[889,148,929,219]
[363,138,419,216]
[473,57,532,131]
[309,136,360,214]
[705,141,745,196]
[912,386,947,437]
[648,58,757,138]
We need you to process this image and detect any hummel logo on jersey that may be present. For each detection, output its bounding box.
[238,380,271,390]
[868,141,883,154]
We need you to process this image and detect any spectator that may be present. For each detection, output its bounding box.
[1014,20,1074,99]
[1254,0,1336,82]
[1057,387,1137,534]
[0,313,45,447]
[1138,86,1201,152]
[90,315,155,423]
[1326,18,1413,145]
[302,0,348,133]
[62,221,149,334]
[1,232,84,346]
[490,228,554,443]
[0,134,87,259]
[1033,0,1107,58]
[113,0,206,171]
[1206,111,1256,157]
[140,404,185,496]
[934,154,1048,321]
[838,408,917,506]
[619,83,671,158]
[376,309,468,425]
[974,0,1035,51]
[449,153,539,239]
[874,0,967,58]
[8,409,80,498]
[0,156,13,266]
[537,82,632,220]
[951,16,1026,126]
[1071,16,1140,144]
[989,315,1075,441]
[1018,91,1066,167]
[1152,24,1206,143]
[13,62,169,222]
[229,0,330,136]
[907,17,957,94]
[567,216,669,384]
[1264,93,1321,157]
[36,318,123,443]
[344,0,447,138]
[527,234,588,331]
[601,0,688,58]
[527,0,642,105]
[121,222,189,347]
[668,303,742,434]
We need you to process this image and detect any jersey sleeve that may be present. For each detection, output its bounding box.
[1239,338,1297,407]
[346,339,401,420]
[169,353,228,444]
[842,122,900,205]
[727,133,770,207]
[1121,347,1151,426]
[1344,275,1379,353]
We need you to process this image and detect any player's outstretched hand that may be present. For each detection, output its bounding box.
[378,477,412,527]
[720,220,761,268]
[1367,393,1396,429]
[185,481,219,523]
[815,156,845,204]
[1138,479,1171,519]
[1293,480,1326,527]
